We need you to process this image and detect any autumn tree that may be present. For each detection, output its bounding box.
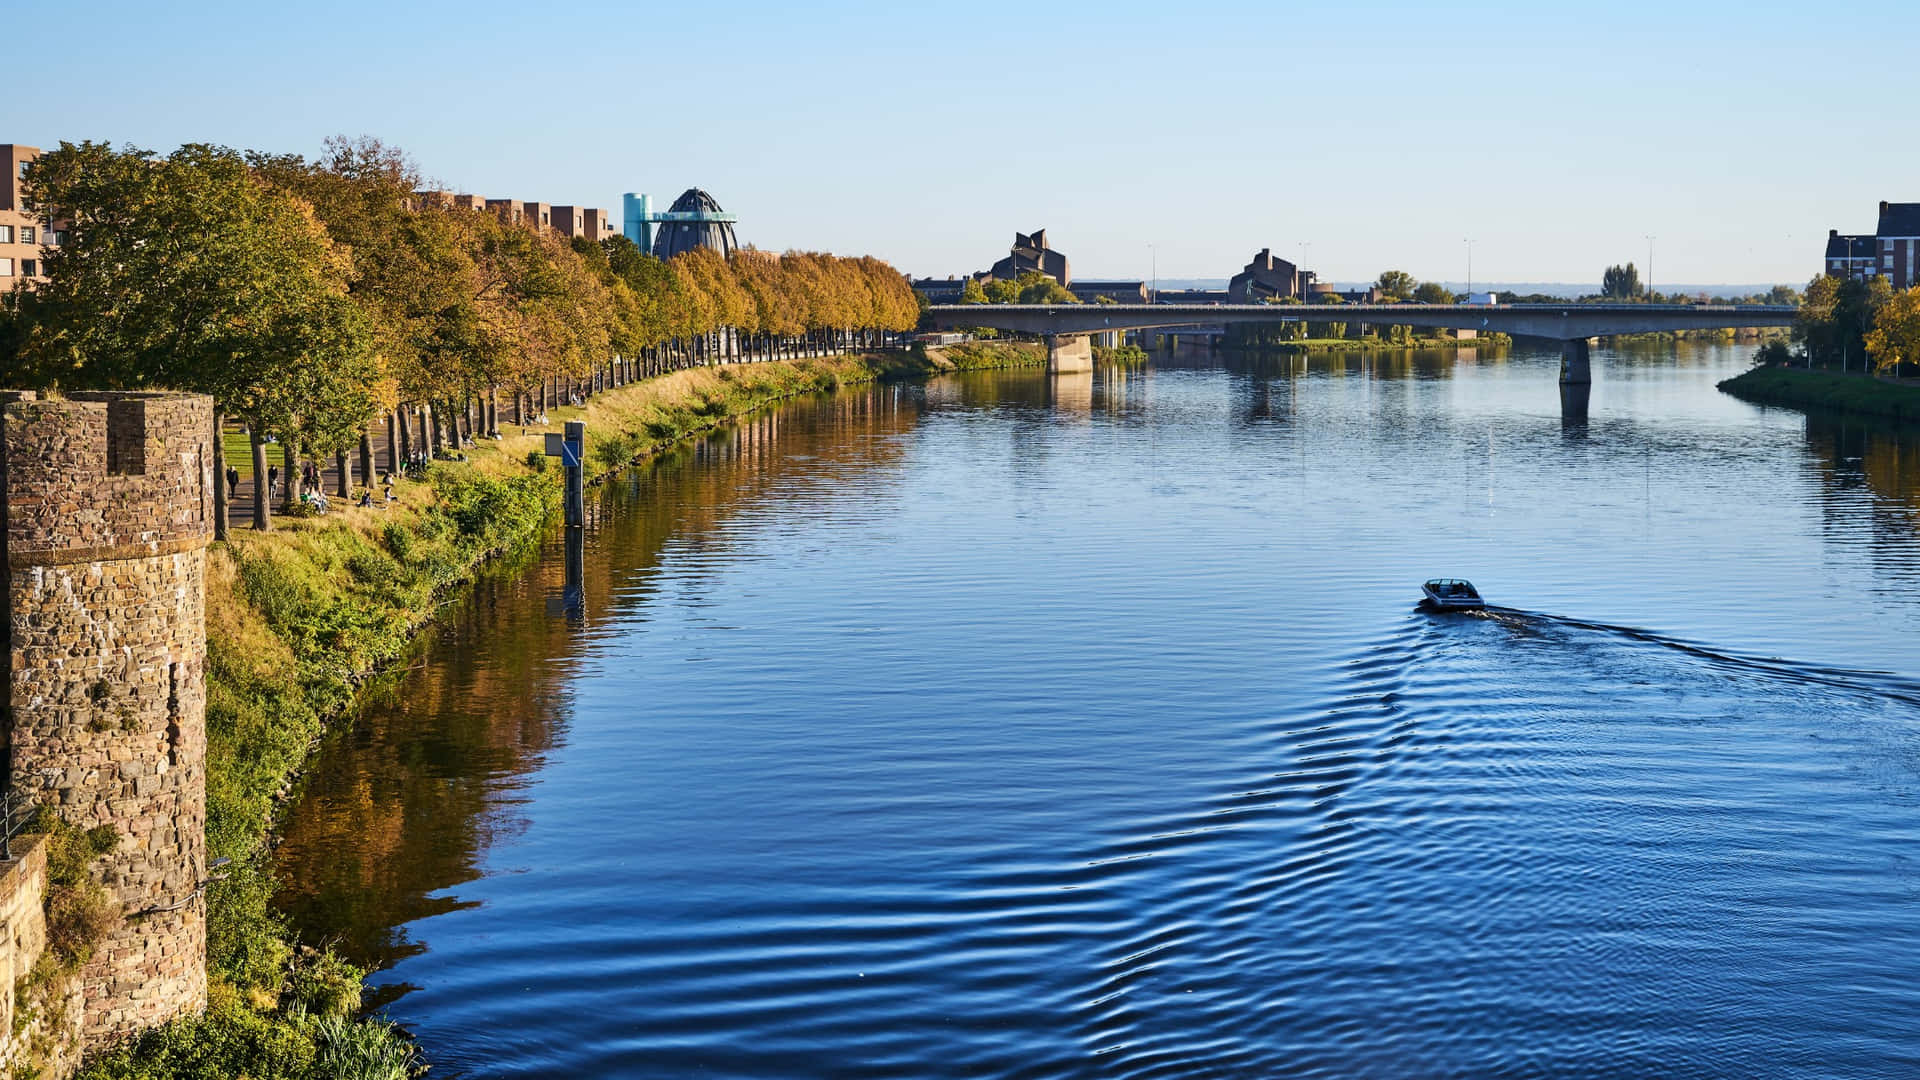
[17,141,378,535]
[1866,286,1920,375]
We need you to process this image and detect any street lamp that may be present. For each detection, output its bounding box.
[1644,235,1656,301]
[1464,238,1474,296]
[1148,243,1157,303]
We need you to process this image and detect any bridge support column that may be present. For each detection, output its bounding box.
[1047,333,1093,373]
[1559,338,1592,385]
[1560,381,1590,425]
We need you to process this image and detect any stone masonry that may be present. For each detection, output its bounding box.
[1,390,211,1049]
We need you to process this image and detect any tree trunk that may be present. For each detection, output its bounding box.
[397,407,412,471]
[335,450,349,498]
[212,410,229,542]
[281,436,300,514]
[249,425,271,531]
[359,432,374,491]
[416,404,430,461]
[384,411,398,478]
[488,385,499,436]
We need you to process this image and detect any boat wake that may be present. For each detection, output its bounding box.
[1464,604,1920,710]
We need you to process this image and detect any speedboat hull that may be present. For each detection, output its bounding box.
[1421,579,1485,610]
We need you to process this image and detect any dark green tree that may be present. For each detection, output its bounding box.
[1375,270,1416,300]
[1602,263,1643,299]
[1412,281,1456,304]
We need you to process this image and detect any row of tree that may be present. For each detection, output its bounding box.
[1787,273,1920,373]
[2,138,921,536]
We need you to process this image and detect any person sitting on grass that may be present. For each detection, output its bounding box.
[358,490,374,508]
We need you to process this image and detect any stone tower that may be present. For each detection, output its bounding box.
[1,390,211,1045]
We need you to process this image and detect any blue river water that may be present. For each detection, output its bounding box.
[274,342,1920,1078]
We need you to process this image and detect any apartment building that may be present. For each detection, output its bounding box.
[1,144,53,289]
[1824,201,1920,290]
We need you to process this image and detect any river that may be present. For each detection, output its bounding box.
[273,341,1920,1079]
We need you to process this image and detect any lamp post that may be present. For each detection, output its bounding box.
[1464,238,1474,296]
[1149,243,1157,303]
[1644,235,1656,301]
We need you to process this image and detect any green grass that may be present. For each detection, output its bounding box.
[220,430,293,478]
[1718,366,1920,423]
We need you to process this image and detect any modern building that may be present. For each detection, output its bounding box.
[623,189,739,259]
[1228,248,1317,302]
[988,229,1070,284]
[1,144,53,289]
[1824,201,1920,289]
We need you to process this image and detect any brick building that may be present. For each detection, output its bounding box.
[1824,201,1920,289]
[1,144,54,289]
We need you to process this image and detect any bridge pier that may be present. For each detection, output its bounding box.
[1559,338,1592,385]
[1047,333,1093,373]
[1560,381,1590,425]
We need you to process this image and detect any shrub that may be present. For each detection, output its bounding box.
[286,948,364,1020]
[525,449,547,472]
[592,433,637,471]
[380,521,414,563]
[26,808,119,970]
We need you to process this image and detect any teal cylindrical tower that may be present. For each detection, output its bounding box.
[622,193,655,255]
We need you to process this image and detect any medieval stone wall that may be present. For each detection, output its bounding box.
[2,390,211,1051]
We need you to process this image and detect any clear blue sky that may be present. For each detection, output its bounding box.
[11,0,1918,287]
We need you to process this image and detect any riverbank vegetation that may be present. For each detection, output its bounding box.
[1717,365,1920,423]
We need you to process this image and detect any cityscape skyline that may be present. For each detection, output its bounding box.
[11,0,1919,287]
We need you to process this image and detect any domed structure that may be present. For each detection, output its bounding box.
[648,188,738,260]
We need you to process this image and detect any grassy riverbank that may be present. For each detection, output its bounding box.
[1717,366,1920,424]
[77,344,1043,1079]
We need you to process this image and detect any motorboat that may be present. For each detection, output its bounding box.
[1421,579,1485,610]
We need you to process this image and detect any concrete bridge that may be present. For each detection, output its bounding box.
[926,302,1799,386]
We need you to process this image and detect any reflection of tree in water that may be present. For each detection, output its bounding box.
[1802,410,1920,591]
[270,385,930,992]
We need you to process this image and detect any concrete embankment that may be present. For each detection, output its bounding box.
[1718,366,1920,424]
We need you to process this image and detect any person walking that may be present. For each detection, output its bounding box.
[266,465,280,499]
[226,466,240,494]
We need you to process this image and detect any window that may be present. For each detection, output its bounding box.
[1886,255,1895,268]
[19,259,34,276]
[0,225,11,243]
[15,162,25,179]
[0,259,12,276]
[18,226,32,244]
[1888,239,1897,251]
[48,230,65,247]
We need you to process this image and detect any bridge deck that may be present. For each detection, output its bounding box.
[926,302,1799,342]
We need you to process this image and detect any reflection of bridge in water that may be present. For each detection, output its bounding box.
[929,303,1799,416]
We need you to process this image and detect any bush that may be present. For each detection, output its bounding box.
[286,948,365,1020]
[26,807,119,970]
[380,521,414,563]
[525,449,547,472]
[592,432,638,471]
